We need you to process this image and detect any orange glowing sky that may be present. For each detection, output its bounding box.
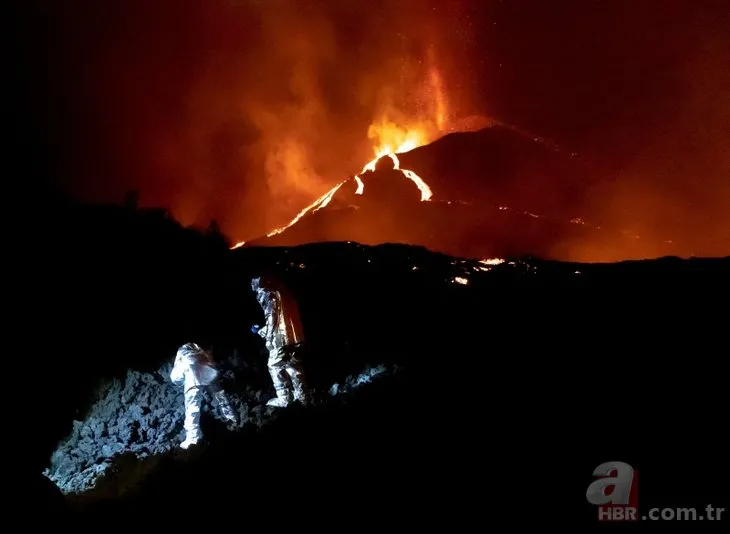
[14,0,730,257]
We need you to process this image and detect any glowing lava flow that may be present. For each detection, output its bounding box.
[356,152,433,201]
[231,181,346,248]
[232,65,445,249]
[231,140,434,248]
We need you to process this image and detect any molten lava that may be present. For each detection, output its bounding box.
[357,153,433,201]
[355,116,436,201]
[235,142,433,247]
[233,117,440,248]
[263,181,345,239]
[231,67,446,249]
[232,146,433,247]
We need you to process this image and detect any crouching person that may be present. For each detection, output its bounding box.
[170,342,237,449]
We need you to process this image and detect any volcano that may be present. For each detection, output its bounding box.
[241,124,679,262]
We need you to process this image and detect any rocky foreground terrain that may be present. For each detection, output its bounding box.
[22,197,729,530]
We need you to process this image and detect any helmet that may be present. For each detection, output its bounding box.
[178,342,202,358]
[251,277,261,292]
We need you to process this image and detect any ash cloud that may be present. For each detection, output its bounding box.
[40,0,477,241]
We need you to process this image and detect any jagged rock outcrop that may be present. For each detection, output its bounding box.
[45,366,196,494]
[45,352,392,495]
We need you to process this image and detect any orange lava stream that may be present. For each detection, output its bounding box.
[355,152,433,201]
[232,137,435,248]
[231,181,345,248]
[231,66,445,249]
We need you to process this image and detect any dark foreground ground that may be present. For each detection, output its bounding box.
[22,197,729,530]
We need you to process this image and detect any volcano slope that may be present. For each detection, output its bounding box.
[246,124,688,261]
[26,197,730,530]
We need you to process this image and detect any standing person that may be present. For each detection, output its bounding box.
[170,342,237,449]
[251,275,311,407]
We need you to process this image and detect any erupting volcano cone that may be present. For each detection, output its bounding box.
[242,125,681,262]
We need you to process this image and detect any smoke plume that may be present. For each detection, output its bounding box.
[41,0,477,239]
[20,0,730,257]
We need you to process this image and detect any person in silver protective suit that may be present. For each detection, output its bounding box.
[251,275,311,408]
[170,342,237,449]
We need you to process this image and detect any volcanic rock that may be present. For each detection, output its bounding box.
[26,196,730,530]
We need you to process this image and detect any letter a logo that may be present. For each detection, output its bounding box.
[586,461,635,505]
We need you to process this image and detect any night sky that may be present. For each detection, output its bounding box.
[12,0,730,250]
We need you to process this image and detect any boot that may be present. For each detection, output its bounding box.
[266,396,289,408]
[288,367,310,405]
[267,382,292,408]
[180,434,200,449]
[267,366,292,408]
[180,424,202,449]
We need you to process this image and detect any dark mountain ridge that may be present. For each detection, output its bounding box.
[23,194,729,530]
[244,125,705,261]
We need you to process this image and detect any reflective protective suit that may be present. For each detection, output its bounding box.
[252,276,310,407]
[170,343,237,448]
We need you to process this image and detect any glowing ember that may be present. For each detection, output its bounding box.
[473,257,505,272]
[452,276,469,285]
